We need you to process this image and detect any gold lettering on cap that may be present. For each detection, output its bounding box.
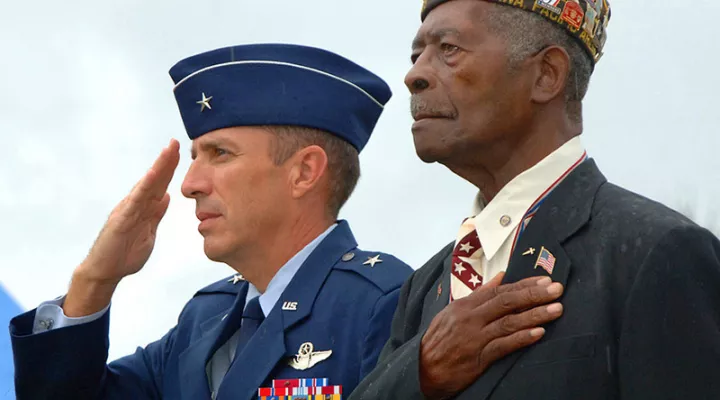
[496,0,523,7]
[579,30,598,56]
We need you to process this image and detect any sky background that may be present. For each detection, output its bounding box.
[1,0,719,389]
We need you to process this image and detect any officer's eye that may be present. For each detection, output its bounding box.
[213,147,229,157]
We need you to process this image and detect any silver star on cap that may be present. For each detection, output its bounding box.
[197,92,213,112]
[363,255,383,268]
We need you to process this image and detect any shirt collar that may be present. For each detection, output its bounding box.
[472,136,586,260]
[245,223,338,316]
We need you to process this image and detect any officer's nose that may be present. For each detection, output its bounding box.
[181,160,212,199]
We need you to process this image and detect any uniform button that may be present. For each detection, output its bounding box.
[342,252,355,262]
[499,215,511,227]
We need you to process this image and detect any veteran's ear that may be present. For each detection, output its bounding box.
[529,45,571,105]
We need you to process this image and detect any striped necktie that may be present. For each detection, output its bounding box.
[449,217,483,301]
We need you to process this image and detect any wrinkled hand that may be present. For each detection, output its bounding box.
[64,140,180,317]
[419,272,564,399]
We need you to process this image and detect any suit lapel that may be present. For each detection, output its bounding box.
[420,243,454,332]
[178,283,249,400]
[465,159,606,400]
[214,220,359,400]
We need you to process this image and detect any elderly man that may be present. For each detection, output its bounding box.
[349,1,720,399]
[9,43,413,400]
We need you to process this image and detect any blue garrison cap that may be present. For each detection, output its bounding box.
[168,44,392,152]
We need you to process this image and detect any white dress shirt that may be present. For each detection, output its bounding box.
[468,136,587,282]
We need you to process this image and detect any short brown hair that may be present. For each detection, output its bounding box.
[263,125,361,218]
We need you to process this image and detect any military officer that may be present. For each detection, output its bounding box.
[349,1,720,399]
[10,43,413,400]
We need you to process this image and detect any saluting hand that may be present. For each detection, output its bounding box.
[64,139,181,317]
[419,272,564,399]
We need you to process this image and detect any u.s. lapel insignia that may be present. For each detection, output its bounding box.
[522,247,536,256]
[288,342,332,370]
[363,255,382,267]
[228,274,245,284]
[436,283,442,299]
[282,301,298,311]
[534,246,556,275]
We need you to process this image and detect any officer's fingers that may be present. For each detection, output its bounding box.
[131,140,180,203]
[482,303,563,340]
[149,193,172,235]
[477,328,546,371]
[153,139,180,193]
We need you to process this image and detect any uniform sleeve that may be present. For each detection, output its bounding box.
[351,275,427,400]
[32,295,109,334]
[358,287,400,379]
[10,302,182,400]
[619,225,720,399]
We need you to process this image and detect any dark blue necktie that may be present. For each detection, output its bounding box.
[233,296,265,360]
[212,296,266,398]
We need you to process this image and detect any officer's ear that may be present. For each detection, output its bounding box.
[287,145,329,200]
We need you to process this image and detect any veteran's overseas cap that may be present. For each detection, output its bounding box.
[421,0,611,65]
[169,44,393,152]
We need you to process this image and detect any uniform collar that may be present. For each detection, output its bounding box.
[245,223,338,316]
[472,136,586,260]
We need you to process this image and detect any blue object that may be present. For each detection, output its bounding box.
[0,284,21,398]
[168,43,393,152]
[9,220,413,399]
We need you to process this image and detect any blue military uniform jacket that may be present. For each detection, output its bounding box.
[9,220,413,399]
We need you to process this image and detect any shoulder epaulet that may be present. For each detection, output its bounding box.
[334,248,413,294]
[194,273,246,296]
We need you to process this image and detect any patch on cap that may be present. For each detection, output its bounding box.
[421,0,611,65]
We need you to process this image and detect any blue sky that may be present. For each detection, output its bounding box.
[0,286,21,396]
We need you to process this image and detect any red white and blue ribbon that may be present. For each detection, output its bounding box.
[508,151,588,255]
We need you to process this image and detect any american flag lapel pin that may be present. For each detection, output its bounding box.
[534,246,556,275]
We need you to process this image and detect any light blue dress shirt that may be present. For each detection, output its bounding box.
[208,223,337,393]
[31,223,338,396]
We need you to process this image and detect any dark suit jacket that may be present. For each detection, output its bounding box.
[349,160,720,400]
[9,220,413,400]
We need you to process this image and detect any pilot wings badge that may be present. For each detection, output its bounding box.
[287,342,332,370]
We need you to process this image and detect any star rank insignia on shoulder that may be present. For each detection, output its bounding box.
[363,254,382,267]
